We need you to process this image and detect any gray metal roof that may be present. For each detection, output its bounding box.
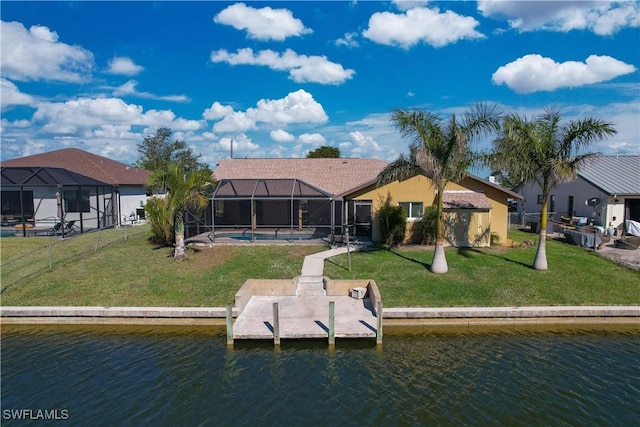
[1,166,110,186]
[578,155,640,196]
[212,178,332,199]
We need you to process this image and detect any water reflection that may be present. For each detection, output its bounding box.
[1,325,638,426]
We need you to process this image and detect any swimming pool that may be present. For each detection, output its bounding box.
[218,232,318,241]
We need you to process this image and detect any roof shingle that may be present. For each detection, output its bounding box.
[214,158,388,196]
[443,191,492,210]
[0,148,150,185]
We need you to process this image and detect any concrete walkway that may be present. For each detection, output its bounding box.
[300,247,350,277]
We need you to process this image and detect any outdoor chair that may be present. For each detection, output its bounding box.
[64,220,77,233]
[36,222,62,236]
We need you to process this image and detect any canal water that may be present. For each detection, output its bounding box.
[1,325,638,426]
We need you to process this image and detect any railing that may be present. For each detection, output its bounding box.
[1,224,149,292]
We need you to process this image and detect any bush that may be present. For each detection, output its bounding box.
[145,197,173,246]
[421,205,438,245]
[378,195,407,247]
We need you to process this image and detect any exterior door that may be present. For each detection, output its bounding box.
[354,201,372,238]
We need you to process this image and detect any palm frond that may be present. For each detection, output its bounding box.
[376,154,423,186]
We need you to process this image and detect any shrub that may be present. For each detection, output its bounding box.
[145,196,173,246]
[421,205,438,245]
[378,194,407,247]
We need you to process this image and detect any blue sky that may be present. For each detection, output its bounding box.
[2,1,638,174]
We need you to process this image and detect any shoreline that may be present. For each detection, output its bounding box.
[2,305,638,328]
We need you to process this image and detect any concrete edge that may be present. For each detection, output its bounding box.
[1,305,638,326]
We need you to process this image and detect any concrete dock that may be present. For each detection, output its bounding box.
[231,295,377,340]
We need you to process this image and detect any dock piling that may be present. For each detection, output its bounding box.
[376,300,383,345]
[273,302,280,346]
[226,304,234,346]
[328,301,335,346]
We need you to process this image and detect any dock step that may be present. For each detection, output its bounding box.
[296,275,326,296]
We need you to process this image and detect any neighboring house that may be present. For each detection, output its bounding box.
[1,148,151,232]
[517,155,640,233]
[212,158,521,247]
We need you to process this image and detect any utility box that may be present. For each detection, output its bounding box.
[350,287,367,299]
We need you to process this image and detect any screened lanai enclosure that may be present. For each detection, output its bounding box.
[1,167,118,236]
[207,178,346,242]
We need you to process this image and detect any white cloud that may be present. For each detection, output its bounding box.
[339,131,383,158]
[113,80,189,102]
[203,101,235,120]
[213,2,312,41]
[298,133,325,145]
[211,48,355,85]
[0,20,94,82]
[213,111,255,133]
[251,90,329,125]
[270,129,295,142]
[363,7,485,49]
[1,78,34,111]
[393,1,431,11]
[106,56,143,76]
[31,97,201,135]
[210,89,328,133]
[478,0,640,35]
[217,134,259,152]
[335,32,360,48]
[492,54,637,93]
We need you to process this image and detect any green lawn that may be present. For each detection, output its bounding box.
[1,229,638,307]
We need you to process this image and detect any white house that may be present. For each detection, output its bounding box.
[1,148,151,232]
[517,155,640,233]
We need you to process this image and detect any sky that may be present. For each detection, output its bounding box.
[1,1,639,175]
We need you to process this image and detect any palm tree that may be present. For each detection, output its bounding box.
[378,104,501,274]
[148,162,214,261]
[489,107,616,270]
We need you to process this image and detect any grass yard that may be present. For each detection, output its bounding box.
[1,229,638,307]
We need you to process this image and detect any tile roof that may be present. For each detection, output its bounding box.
[443,191,492,210]
[578,155,640,196]
[214,158,389,196]
[0,148,150,185]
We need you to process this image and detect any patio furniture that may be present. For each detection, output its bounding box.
[564,229,602,249]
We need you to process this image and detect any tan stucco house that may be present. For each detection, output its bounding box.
[212,158,521,247]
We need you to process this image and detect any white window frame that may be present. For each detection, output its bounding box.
[399,202,423,221]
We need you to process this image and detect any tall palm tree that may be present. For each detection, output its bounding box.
[378,104,502,274]
[489,107,616,270]
[148,162,214,261]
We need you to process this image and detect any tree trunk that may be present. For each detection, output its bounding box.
[174,212,187,261]
[174,232,187,261]
[533,190,548,271]
[431,240,448,274]
[431,187,448,274]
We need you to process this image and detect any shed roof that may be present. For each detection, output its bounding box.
[578,155,640,196]
[0,148,150,186]
[1,166,110,187]
[214,158,388,196]
[443,191,492,210]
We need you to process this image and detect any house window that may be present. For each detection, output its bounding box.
[214,200,224,217]
[64,190,90,213]
[1,190,34,217]
[537,195,544,204]
[399,202,423,220]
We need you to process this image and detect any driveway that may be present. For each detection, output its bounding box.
[597,238,640,271]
